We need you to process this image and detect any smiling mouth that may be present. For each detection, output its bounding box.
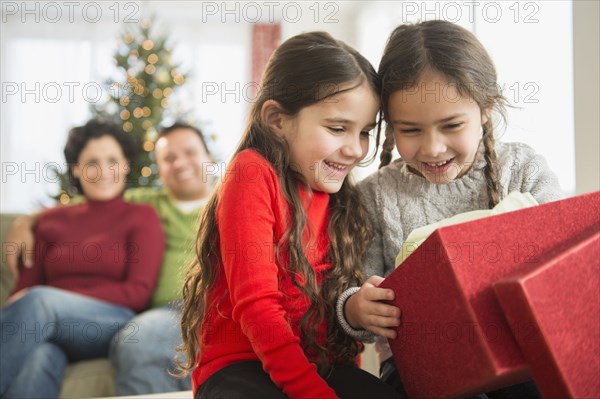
[420,157,455,174]
[90,181,117,186]
[324,160,351,172]
[423,159,452,167]
[174,171,195,181]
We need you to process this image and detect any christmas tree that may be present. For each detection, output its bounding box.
[55,18,188,204]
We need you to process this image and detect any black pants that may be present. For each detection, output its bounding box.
[196,361,399,399]
[380,357,541,399]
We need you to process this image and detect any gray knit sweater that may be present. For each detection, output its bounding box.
[336,142,563,357]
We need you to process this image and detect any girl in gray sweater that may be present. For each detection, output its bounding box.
[337,20,562,398]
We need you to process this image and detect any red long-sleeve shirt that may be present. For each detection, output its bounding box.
[193,149,338,398]
[14,196,165,312]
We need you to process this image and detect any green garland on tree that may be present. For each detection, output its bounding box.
[98,17,189,187]
[54,18,188,204]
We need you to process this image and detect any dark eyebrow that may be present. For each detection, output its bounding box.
[392,113,467,126]
[392,120,417,126]
[436,113,466,123]
[324,118,377,130]
[323,118,353,124]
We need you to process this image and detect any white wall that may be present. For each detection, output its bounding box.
[1,0,592,212]
[573,0,600,194]
[350,1,576,197]
[0,1,359,212]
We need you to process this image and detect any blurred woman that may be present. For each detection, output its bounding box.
[0,119,165,399]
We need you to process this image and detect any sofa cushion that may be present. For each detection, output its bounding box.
[60,359,116,398]
[1,213,19,305]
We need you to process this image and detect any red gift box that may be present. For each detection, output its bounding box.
[494,230,600,399]
[380,191,600,398]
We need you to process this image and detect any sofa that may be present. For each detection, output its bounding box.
[1,213,116,398]
[1,213,380,397]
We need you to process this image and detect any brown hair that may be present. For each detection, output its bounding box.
[378,20,507,207]
[178,31,381,376]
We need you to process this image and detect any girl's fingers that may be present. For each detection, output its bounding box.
[364,286,395,301]
[365,302,401,319]
[368,326,398,340]
[367,314,401,329]
[366,275,385,286]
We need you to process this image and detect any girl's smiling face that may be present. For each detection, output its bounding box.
[388,70,489,184]
[278,82,380,193]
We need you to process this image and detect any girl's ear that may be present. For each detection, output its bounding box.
[481,107,492,125]
[260,99,287,137]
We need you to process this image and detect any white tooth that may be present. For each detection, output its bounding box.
[326,161,348,170]
[426,160,448,167]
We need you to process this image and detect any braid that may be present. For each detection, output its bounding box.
[379,126,395,168]
[482,122,500,208]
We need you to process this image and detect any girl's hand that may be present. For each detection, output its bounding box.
[344,276,401,339]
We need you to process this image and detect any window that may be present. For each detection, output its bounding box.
[0,1,575,212]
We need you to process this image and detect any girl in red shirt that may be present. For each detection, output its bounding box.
[178,32,397,399]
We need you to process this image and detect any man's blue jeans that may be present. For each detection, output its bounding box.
[109,303,192,394]
[0,286,135,399]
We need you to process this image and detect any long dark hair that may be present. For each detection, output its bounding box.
[378,20,508,207]
[179,31,381,375]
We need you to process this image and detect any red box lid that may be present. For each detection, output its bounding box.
[380,191,600,398]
